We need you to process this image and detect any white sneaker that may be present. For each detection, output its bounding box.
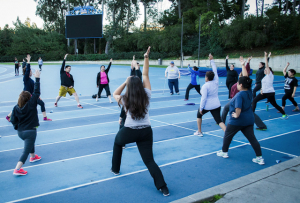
[110,101,113,103]
[217,150,229,158]
[194,131,203,137]
[177,92,180,95]
[252,157,265,165]
[96,96,98,102]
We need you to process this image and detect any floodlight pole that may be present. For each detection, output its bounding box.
[180,15,183,68]
[198,15,201,67]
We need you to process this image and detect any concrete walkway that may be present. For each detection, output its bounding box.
[172,156,300,203]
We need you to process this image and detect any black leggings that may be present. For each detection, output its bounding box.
[37,98,46,112]
[282,90,298,107]
[112,126,167,190]
[18,129,37,164]
[226,81,235,99]
[197,106,222,124]
[185,83,201,100]
[222,124,262,156]
[98,84,111,97]
[252,83,261,99]
[15,64,19,75]
[252,92,285,115]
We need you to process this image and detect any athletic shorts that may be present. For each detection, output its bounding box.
[58,86,76,97]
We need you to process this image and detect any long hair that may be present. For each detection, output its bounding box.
[18,91,31,108]
[121,76,149,120]
[269,67,274,74]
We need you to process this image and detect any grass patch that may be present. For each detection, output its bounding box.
[195,194,224,203]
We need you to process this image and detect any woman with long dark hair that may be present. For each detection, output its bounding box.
[225,55,238,99]
[252,52,288,119]
[217,57,264,165]
[10,69,42,175]
[112,47,169,196]
[96,58,113,103]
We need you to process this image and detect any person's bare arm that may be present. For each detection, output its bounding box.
[239,56,248,77]
[283,62,289,76]
[113,81,127,105]
[292,87,297,98]
[232,108,241,118]
[142,46,151,90]
[264,52,271,75]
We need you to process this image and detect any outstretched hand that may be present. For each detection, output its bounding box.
[34,70,40,78]
[64,54,68,60]
[268,52,271,58]
[26,54,31,63]
[133,55,135,60]
[226,55,229,60]
[247,56,252,62]
[144,46,151,58]
[110,58,113,63]
[208,53,213,60]
[239,56,245,66]
[287,62,290,66]
[264,52,268,57]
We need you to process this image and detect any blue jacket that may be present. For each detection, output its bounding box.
[188,66,201,85]
[23,64,34,94]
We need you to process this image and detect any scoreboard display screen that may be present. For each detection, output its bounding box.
[66,14,103,38]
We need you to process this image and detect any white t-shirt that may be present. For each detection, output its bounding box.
[165,66,179,79]
[123,88,151,127]
[261,72,275,93]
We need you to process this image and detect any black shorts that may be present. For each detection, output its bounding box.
[197,106,222,124]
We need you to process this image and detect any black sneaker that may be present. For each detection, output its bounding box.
[256,127,267,131]
[160,186,170,196]
[111,169,120,176]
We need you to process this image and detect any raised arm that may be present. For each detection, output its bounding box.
[30,70,41,106]
[239,56,248,77]
[246,56,252,75]
[61,54,68,74]
[142,46,151,90]
[24,55,31,81]
[264,52,271,75]
[225,55,229,71]
[283,62,289,76]
[209,54,218,83]
[106,58,112,73]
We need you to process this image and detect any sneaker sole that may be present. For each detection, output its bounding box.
[111,170,120,176]
[13,173,27,176]
[30,158,42,163]
[252,160,265,165]
[217,154,229,158]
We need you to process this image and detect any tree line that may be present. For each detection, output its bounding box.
[0,0,299,62]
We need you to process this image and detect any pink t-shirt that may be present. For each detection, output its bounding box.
[100,72,108,84]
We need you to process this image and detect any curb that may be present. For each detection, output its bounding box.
[171,156,300,203]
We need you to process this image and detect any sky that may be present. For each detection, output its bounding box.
[0,0,274,30]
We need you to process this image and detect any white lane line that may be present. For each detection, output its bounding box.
[260,147,297,158]
[7,143,248,203]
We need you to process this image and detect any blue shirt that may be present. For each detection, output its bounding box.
[188,66,201,85]
[228,89,254,126]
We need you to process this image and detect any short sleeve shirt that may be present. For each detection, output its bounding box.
[228,89,254,126]
[261,72,275,93]
[165,66,179,79]
[123,88,151,127]
[284,73,298,93]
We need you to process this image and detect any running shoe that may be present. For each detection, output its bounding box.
[292,108,300,112]
[13,168,27,176]
[252,157,265,165]
[193,131,203,137]
[217,150,229,158]
[256,127,267,131]
[184,99,188,101]
[122,145,126,149]
[160,186,170,197]
[30,154,42,163]
[281,114,288,119]
[77,104,83,109]
[170,93,173,95]
[43,117,52,121]
[176,92,180,95]
[111,169,120,176]
[54,103,57,107]
[6,116,11,122]
[110,101,113,103]
[96,96,98,102]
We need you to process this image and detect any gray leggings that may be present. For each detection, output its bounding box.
[18,129,37,164]
[222,101,267,129]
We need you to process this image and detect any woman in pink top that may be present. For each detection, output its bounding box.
[96,58,113,103]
